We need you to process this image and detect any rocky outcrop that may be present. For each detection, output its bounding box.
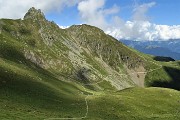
[0,7,147,90]
[67,24,144,70]
[24,7,45,21]
[24,50,46,68]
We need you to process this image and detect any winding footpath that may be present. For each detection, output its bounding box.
[45,51,163,120]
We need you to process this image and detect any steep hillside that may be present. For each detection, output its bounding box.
[0,7,180,120]
[0,7,147,90]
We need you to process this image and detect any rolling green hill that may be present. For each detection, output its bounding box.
[0,7,180,120]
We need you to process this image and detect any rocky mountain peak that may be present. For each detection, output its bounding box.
[24,7,45,20]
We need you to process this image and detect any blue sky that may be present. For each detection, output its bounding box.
[0,0,180,40]
[46,5,81,26]
[45,0,180,26]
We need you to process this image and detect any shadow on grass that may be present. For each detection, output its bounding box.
[150,66,180,90]
[153,56,175,62]
[177,61,180,66]
[0,58,87,117]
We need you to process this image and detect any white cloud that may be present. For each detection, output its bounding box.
[106,21,180,41]
[105,2,180,41]
[132,2,156,21]
[103,5,120,15]
[59,25,70,29]
[0,0,81,19]
[77,0,180,41]
[78,0,119,29]
[154,25,180,40]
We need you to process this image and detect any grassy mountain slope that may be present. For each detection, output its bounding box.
[121,45,180,90]
[0,7,180,120]
[86,87,180,120]
[0,7,146,90]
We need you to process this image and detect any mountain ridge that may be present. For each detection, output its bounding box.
[0,7,180,120]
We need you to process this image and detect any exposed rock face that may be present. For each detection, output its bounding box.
[24,7,59,46]
[0,20,4,34]
[0,7,146,90]
[24,50,46,68]
[24,7,45,20]
[67,25,144,70]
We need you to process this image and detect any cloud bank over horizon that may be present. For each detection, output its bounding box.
[77,0,180,41]
[0,0,180,41]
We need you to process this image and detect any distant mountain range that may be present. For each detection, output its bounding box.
[121,40,180,60]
